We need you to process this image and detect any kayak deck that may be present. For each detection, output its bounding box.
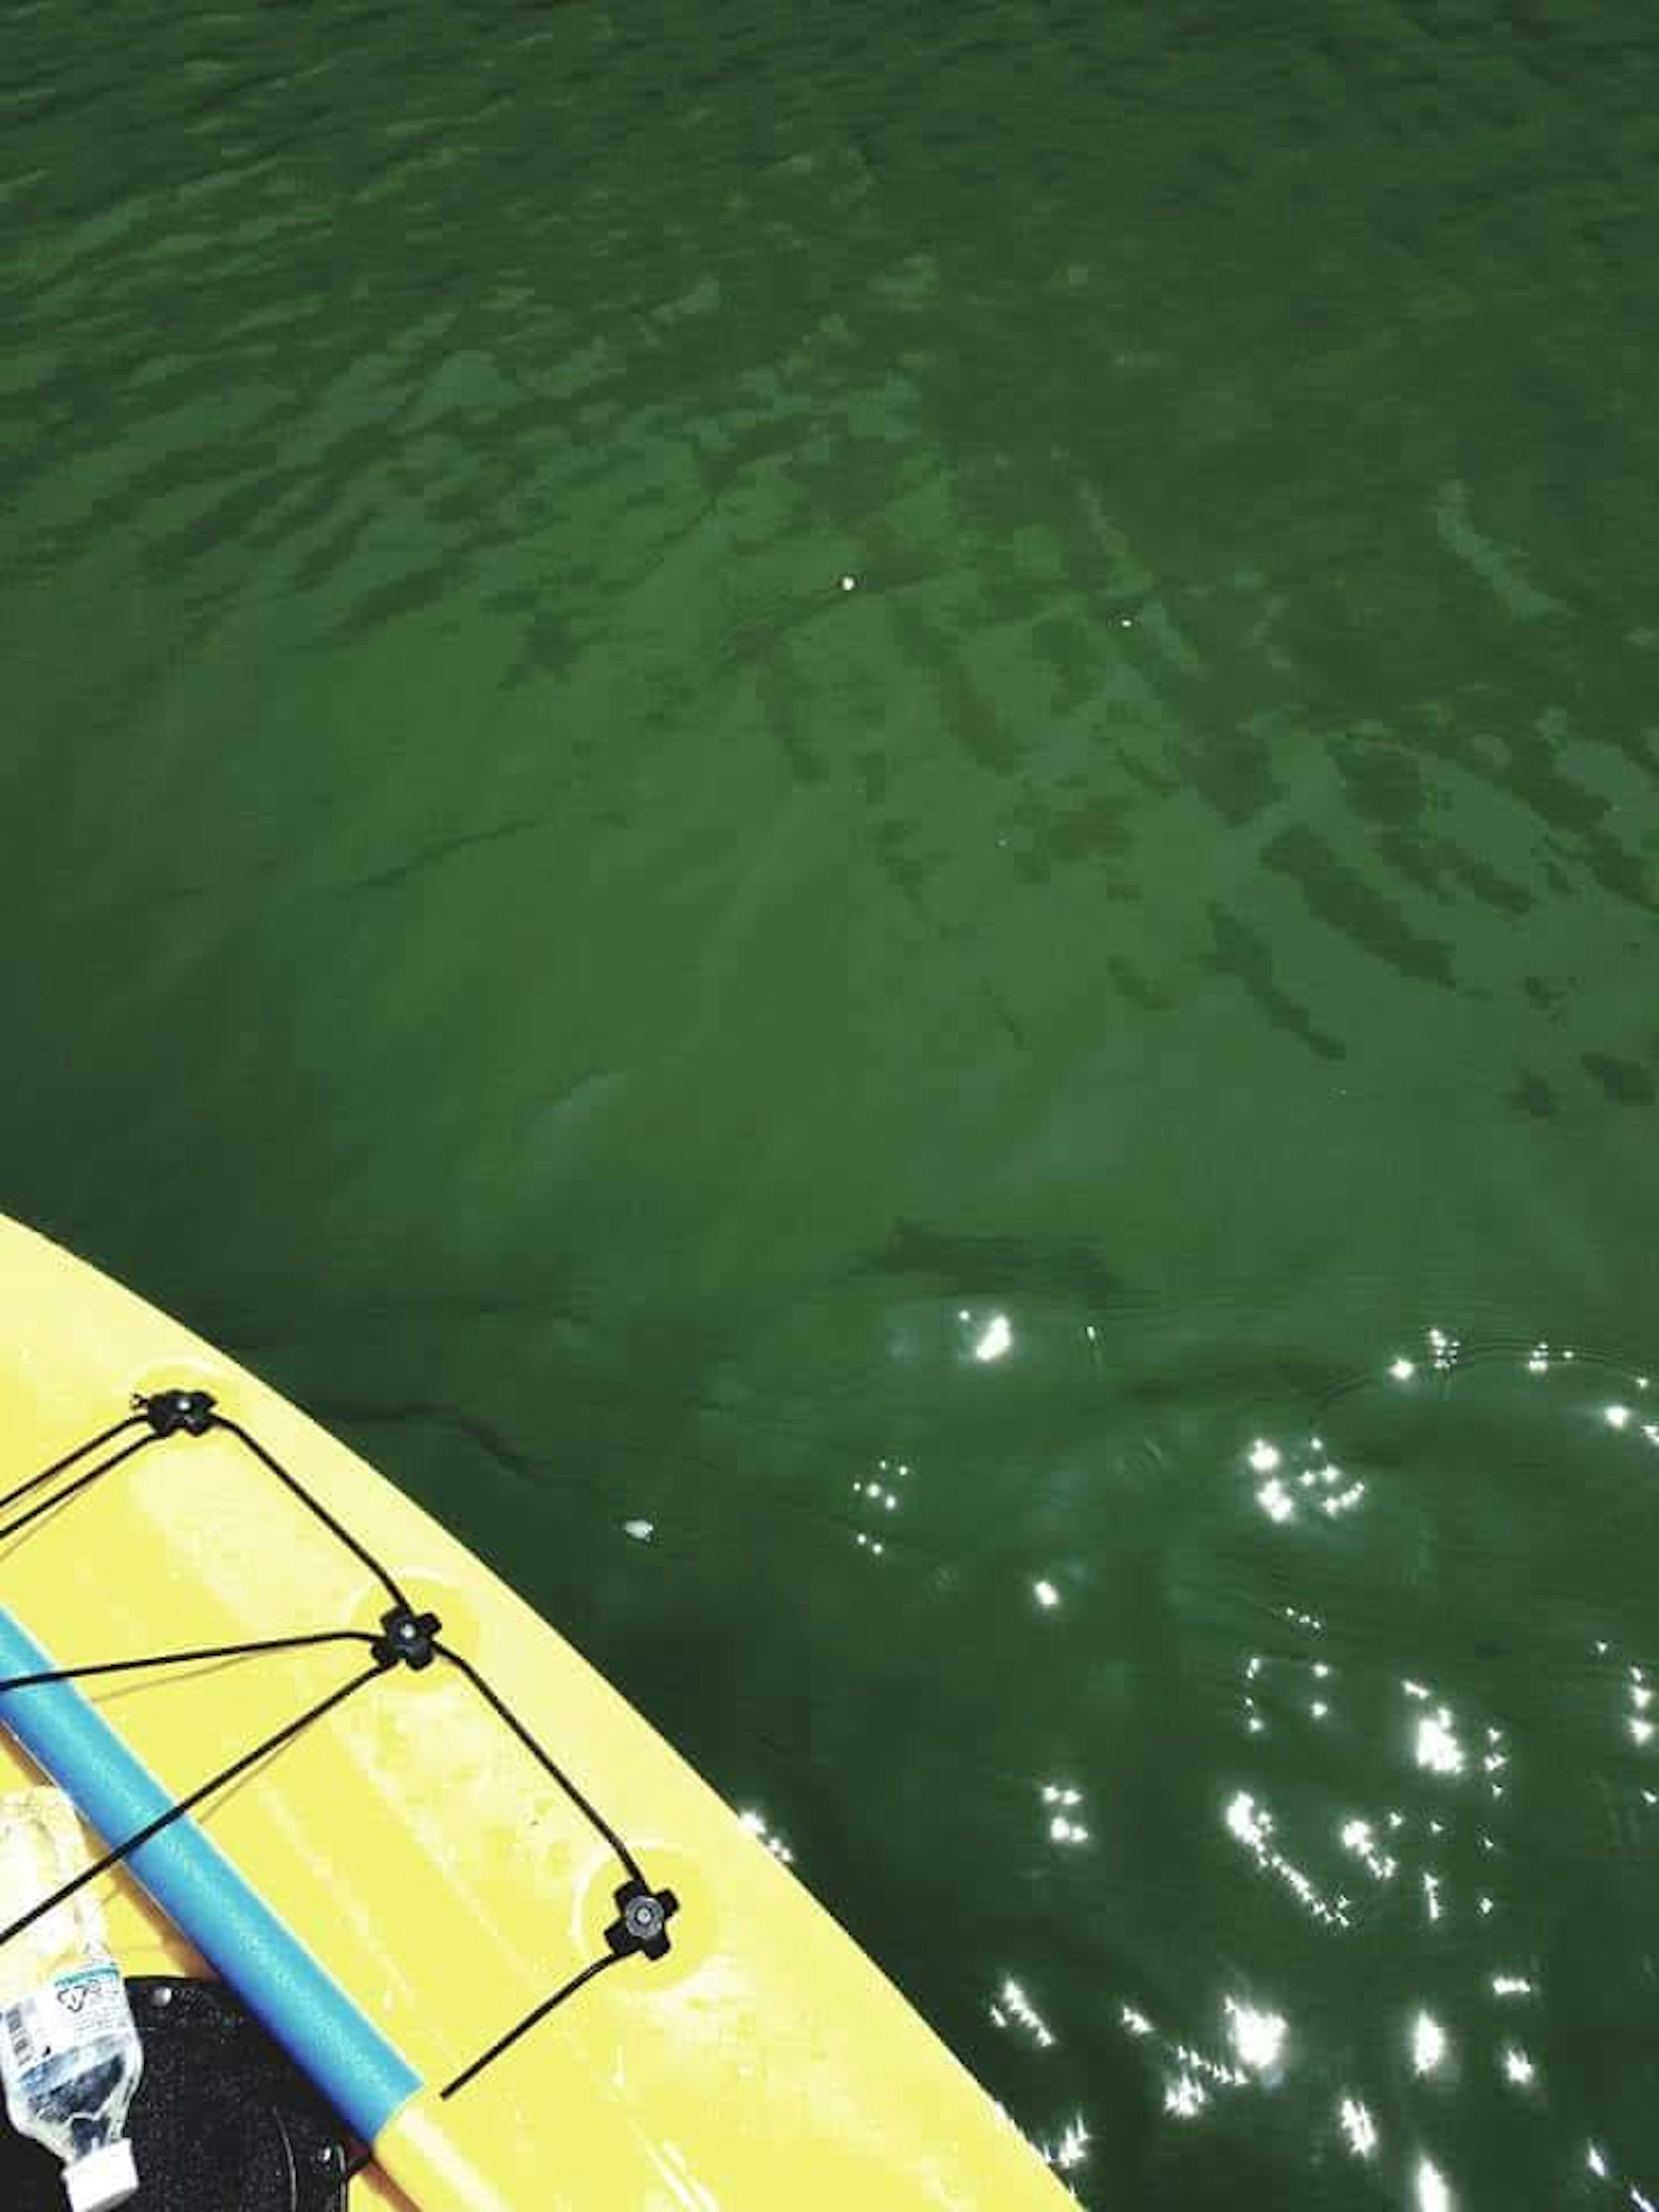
[0,1216,1076,2210]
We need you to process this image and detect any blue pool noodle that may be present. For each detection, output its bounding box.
[0,1605,420,2142]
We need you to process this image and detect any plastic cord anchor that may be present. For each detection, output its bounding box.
[136,1389,218,1438]
[370,1606,442,1672]
[604,1875,679,1961]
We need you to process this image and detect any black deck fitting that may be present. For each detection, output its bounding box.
[137,1389,218,1438]
[604,1875,679,1961]
[370,1604,442,1671]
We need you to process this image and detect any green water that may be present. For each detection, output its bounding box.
[5,1,1657,2203]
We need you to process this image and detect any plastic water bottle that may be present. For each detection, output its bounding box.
[0,1788,143,2211]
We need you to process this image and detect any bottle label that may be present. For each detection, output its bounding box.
[1,1964,127,2078]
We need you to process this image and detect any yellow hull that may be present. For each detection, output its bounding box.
[0,1215,1074,2209]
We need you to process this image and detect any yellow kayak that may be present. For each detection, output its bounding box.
[0,1214,1076,2209]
